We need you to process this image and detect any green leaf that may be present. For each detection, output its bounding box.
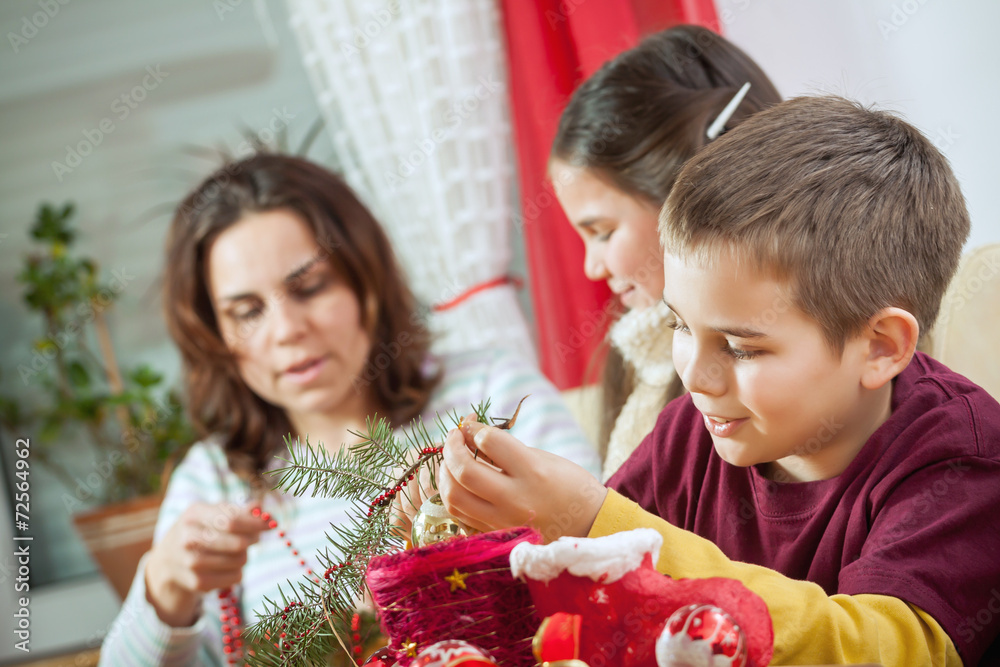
[73,396,102,421]
[67,361,90,388]
[38,417,63,444]
[0,396,23,428]
[130,365,162,388]
[31,202,75,246]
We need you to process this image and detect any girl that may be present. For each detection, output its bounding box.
[550,25,780,478]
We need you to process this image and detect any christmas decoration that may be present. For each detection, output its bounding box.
[412,640,498,666]
[366,527,541,666]
[411,494,470,548]
[241,400,522,665]
[217,508,376,666]
[239,397,774,667]
[655,604,747,667]
[533,613,582,663]
[364,647,399,666]
[509,529,773,667]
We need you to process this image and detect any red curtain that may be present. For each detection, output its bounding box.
[500,0,720,389]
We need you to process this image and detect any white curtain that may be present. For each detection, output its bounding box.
[285,0,535,361]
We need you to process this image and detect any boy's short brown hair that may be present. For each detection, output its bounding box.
[661,95,970,350]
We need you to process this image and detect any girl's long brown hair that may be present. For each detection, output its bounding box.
[551,25,781,457]
[163,153,439,482]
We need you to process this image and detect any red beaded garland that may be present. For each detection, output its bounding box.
[218,507,334,665]
[221,460,422,663]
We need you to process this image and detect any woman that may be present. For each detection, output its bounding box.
[100,153,597,665]
[549,25,781,479]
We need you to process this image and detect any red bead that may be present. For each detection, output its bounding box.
[218,590,228,599]
[223,635,233,644]
[260,512,271,522]
[281,632,287,638]
[292,550,299,555]
[251,507,261,517]
[224,645,233,654]
[222,625,230,633]
[286,540,292,547]
[268,520,277,528]
[299,559,306,565]
[278,531,286,537]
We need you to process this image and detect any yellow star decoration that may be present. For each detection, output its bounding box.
[444,568,470,592]
[402,639,418,657]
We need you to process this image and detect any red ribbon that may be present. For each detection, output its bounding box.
[432,276,522,313]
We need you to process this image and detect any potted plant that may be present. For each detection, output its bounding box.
[0,202,194,599]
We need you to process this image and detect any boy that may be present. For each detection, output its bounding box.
[436,96,1000,665]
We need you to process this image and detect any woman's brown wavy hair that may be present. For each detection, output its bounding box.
[163,153,439,483]
[551,25,782,458]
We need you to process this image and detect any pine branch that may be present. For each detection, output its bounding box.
[244,399,524,666]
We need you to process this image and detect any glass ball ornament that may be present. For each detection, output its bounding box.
[412,640,497,666]
[655,603,748,667]
[410,494,468,548]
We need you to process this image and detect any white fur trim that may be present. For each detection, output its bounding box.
[509,528,662,583]
[609,302,675,385]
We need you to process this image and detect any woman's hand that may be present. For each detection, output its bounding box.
[144,502,272,627]
[438,416,607,542]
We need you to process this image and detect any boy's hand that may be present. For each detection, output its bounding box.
[438,415,607,542]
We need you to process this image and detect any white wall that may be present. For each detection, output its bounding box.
[719,0,1000,251]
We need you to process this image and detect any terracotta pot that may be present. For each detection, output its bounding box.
[72,494,162,600]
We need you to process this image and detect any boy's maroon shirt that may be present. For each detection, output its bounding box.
[607,352,1000,664]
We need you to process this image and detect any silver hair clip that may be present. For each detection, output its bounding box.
[706,82,752,140]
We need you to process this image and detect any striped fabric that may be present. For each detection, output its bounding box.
[100,349,598,665]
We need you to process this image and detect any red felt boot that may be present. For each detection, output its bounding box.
[510,529,773,667]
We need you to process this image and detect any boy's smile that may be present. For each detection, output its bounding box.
[663,251,893,482]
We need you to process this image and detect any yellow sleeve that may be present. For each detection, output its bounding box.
[590,490,962,666]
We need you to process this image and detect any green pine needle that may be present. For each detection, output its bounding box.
[244,400,511,666]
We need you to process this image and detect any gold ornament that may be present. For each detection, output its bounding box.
[411,494,467,548]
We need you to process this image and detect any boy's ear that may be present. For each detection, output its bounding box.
[860,307,919,390]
